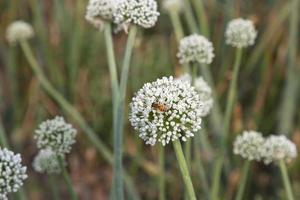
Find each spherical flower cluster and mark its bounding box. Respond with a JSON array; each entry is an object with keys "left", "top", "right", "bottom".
[
  {"left": 34, "top": 116, "right": 77, "bottom": 156},
  {"left": 233, "top": 131, "right": 265, "bottom": 161},
  {"left": 162, "top": 0, "right": 183, "bottom": 13},
  {"left": 0, "top": 148, "right": 27, "bottom": 199},
  {"left": 6, "top": 21, "right": 34, "bottom": 44},
  {"left": 114, "top": 0, "right": 160, "bottom": 30},
  {"left": 225, "top": 18, "right": 257, "bottom": 48},
  {"left": 33, "top": 149, "right": 62, "bottom": 174},
  {"left": 129, "top": 76, "right": 206, "bottom": 146},
  {"left": 261, "top": 135, "right": 297, "bottom": 165},
  {"left": 85, "top": 0, "right": 118, "bottom": 29},
  {"left": 177, "top": 34, "right": 214, "bottom": 64},
  {"left": 176, "top": 74, "right": 213, "bottom": 117}
]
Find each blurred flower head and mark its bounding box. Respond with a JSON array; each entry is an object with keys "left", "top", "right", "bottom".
[
  {"left": 85, "top": 0, "right": 118, "bottom": 30},
  {"left": 6, "top": 21, "right": 34, "bottom": 44},
  {"left": 162, "top": 0, "right": 183, "bottom": 13},
  {"left": 0, "top": 148, "right": 27, "bottom": 198},
  {"left": 114, "top": 0, "right": 160, "bottom": 31},
  {"left": 176, "top": 74, "right": 213, "bottom": 117},
  {"left": 33, "top": 149, "right": 62, "bottom": 174},
  {"left": 233, "top": 130, "right": 265, "bottom": 161},
  {"left": 129, "top": 76, "right": 205, "bottom": 146},
  {"left": 261, "top": 135, "right": 297, "bottom": 165},
  {"left": 34, "top": 116, "right": 77, "bottom": 156},
  {"left": 225, "top": 18, "right": 257, "bottom": 48},
  {"left": 177, "top": 34, "right": 214, "bottom": 64}
]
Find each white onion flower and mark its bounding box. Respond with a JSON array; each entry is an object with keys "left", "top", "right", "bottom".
[
  {"left": 162, "top": 0, "right": 183, "bottom": 13},
  {"left": 233, "top": 130, "right": 265, "bottom": 161},
  {"left": 129, "top": 76, "right": 205, "bottom": 146},
  {"left": 176, "top": 74, "right": 213, "bottom": 117},
  {"left": 33, "top": 149, "right": 62, "bottom": 174},
  {"left": 177, "top": 34, "right": 214, "bottom": 64},
  {"left": 34, "top": 116, "right": 77, "bottom": 156},
  {"left": 85, "top": 0, "right": 118, "bottom": 29},
  {"left": 6, "top": 21, "right": 34, "bottom": 44},
  {"left": 225, "top": 18, "right": 257, "bottom": 48},
  {"left": 0, "top": 148, "right": 27, "bottom": 198},
  {"left": 261, "top": 135, "right": 297, "bottom": 165},
  {"left": 114, "top": 0, "right": 160, "bottom": 31}
]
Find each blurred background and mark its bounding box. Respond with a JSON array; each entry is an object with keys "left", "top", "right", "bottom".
[{"left": 0, "top": 0, "right": 299, "bottom": 199}]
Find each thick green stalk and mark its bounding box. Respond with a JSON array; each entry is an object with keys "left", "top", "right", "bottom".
[
  {"left": 173, "top": 140, "right": 197, "bottom": 200},
  {"left": 58, "top": 157, "right": 77, "bottom": 200},
  {"left": 222, "top": 48, "right": 243, "bottom": 149},
  {"left": 278, "top": 0, "right": 299, "bottom": 135},
  {"left": 169, "top": 10, "right": 184, "bottom": 41},
  {"left": 19, "top": 40, "right": 139, "bottom": 200},
  {"left": 211, "top": 156, "right": 223, "bottom": 200},
  {"left": 279, "top": 160, "right": 295, "bottom": 200},
  {"left": 235, "top": 160, "right": 251, "bottom": 200},
  {"left": 113, "top": 25, "right": 137, "bottom": 200},
  {"left": 159, "top": 145, "right": 166, "bottom": 200},
  {"left": 191, "top": 0, "right": 209, "bottom": 37},
  {"left": 182, "top": 0, "right": 198, "bottom": 33},
  {"left": 104, "top": 23, "right": 122, "bottom": 200}
]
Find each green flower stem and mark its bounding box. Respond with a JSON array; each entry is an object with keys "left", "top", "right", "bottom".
[
  {"left": 104, "top": 23, "right": 122, "bottom": 200},
  {"left": 173, "top": 140, "right": 197, "bottom": 200},
  {"left": 211, "top": 156, "right": 223, "bottom": 200},
  {"left": 113, "top": 25, "right": 138, "bottom": 200},
  {"left": 279, "top": 160, "right": 295, "bottom": 200},
  {"left": 49, "top": 176, "right": 60, "bottom": 200},
  {"left": 169, "top": 10, "right": 184, "bottom": 41},
  {"left": 235, "top": 160, "right": 251, "bottom": 200},
  {"left": 183, "top": 0, "right": 198, "bottom": 33},
  {"left": 19, "top": 40, "right": 140, "bottom": 200},
  {"left": 194, "top": 132, "right": 210, "bottom": 200},
  {"left": 222, "top": 48, "right": 243, "bottom": 149},
  {"left": 58, "top": 157, "right": 77, "bottom": 200},
  {"left": 0, "top": 118, "right": 8, "bottom": 148},
  {"left": 278, "top": 0, "right": 299, "bottom": 135},
  {"left": 159, "top": 145, "right": 166, "bottom": 200},
  {"left": 191, "top": 0, "right": 209, "bottom": 37}
]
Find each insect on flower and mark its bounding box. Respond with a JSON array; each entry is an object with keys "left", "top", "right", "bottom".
[{"left": 152, "top": 102, "right": 170, "bottom": 113}]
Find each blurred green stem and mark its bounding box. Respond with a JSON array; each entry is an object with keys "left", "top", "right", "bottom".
[
  {"left": 278, "top": 0, "right": 299, "bottom": 135},
  {"left": 169, "top": 10, "right": 184, "bottom": 41},
  {"left": 183, "top": 0, "right": 198, "bottom": 33},
  {"left": 159, "top": 145, "right": 166, "bottom": 200},
  {"left": 19, "top": 40, "right": 140, "bottom": 200},
  {"left": 211, "top": 156, "right": 223, "bottom": 200},
  {"left": 0, "top": 118, "right": 8, "bottom": 148},
  {"left": 279, "top": 160, "right": 295, "bottom": 200},
  {"left": 58, "top": 157, "right": 77, "bottom": 200},
  {"left": 191, "top": 0, "right": 209, "bottom": 37},
  {"left": 235, "top": 160, "right": 250, "bottom": 200},
  {"left": 173, "top": 140, "right": 196, "bottom": 200},
  {"left": 49, "top": 176, "right": 60, "bottom": 200},
  {"left": 222, "top": 48, "right": 243, "bottom": 149}
]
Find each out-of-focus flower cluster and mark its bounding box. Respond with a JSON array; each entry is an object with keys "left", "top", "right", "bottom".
[
  {"left": 225, "top": 18, "right": 257, "bottom": 48},
  {"left": 176, "top": 74, "right": 213, "bottom": 117},
  {"left": 233, "top": 132, "right": 297, "bottom": 164},
  {"left": 177, "top": 34, "right": 215, "bottom": 64},
  {"left": 162, "top": 0, "right": 183, "bottom": 13},
  {"left": 6, "top": 21, "right": 34, "bottom": 44},
  {"left": 33, "top": 116, "right": 77, "bottom": 174}
]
